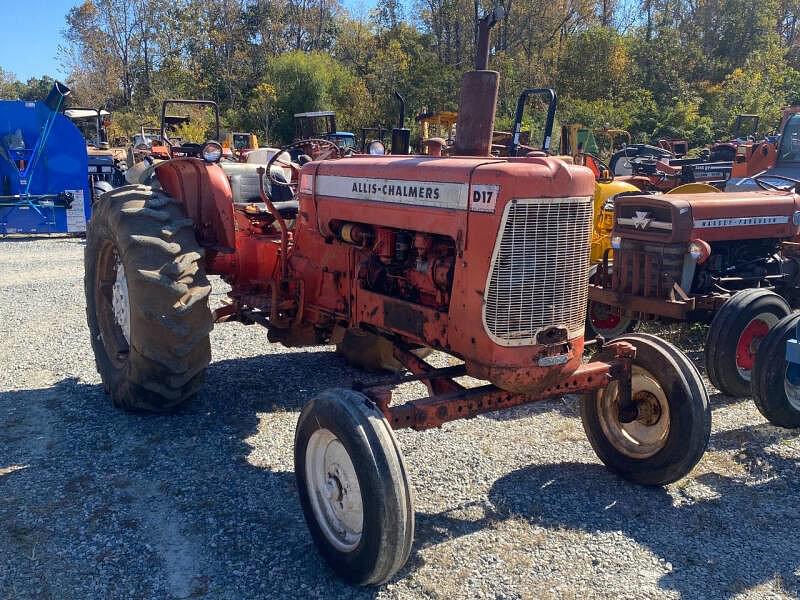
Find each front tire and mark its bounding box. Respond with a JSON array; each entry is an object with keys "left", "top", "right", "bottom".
[
  {"left": 294, "top": 389, "right": 414, "bottom": 585},
  {"left": 85, "top": 185, "right": 213, "bottom": 411},
  {"left": 752, "top": 313, "right": 800, "bottom": 428},
  {"left": 581, "top": 333, "right": 711, "bottom": 486},
  {"left": 706, "top": 289, "right": 790, "bottom": 397}
]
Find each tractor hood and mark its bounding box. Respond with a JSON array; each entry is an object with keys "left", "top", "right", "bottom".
[
  {"left": 613, "top": 190, "right": 800, "bottom": 243},
  {"left": 725, "top": 163, "right": 800, "bottom": 192}
]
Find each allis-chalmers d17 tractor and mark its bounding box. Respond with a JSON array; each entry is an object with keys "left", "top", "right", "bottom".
[
  {"left": 587, "top": 182, "right": 800, "bottom": 416},
  {"left": 84, "top": 17, "right": 710, "bottom": 585}
]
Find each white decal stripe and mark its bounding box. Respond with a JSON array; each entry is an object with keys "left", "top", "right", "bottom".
[
  {"left": 618, "top": 218, "right": 673, "bottom": 230},
  {"left": 314, "top": 175, "right": 469, "bottom": 210},
  {"left": 693, "top": 215, "right": 789, "bottom": 228}
]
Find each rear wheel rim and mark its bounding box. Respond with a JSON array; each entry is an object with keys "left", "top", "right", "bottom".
[
  {"left": 94, "top": 241, "right": 130, "bottom": 368},
  {"left": 305, "top": 428, "right": 363, "bottom": 552},
  {"left": 735, "top": 315, "right": 779, "bottom": 381},
  {"left": 597, "top": 365, "right": 671, "bottom": 459},
  {"left": 589, "top": 302, "right": 631, "bottom": 336}
]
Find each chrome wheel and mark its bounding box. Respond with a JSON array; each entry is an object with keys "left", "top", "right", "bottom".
[
  {"left": 597, "top": 365, "right": 670, "bottom": 459},
  {"left": 305, "top": 428, "right": 364, "bottom": 552}
]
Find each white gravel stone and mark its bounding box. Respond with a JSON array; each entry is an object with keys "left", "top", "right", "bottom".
[{"left": 0, "top": 237, "right": 798, "bottom": 599}]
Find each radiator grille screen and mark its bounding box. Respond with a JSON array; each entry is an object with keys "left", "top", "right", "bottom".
[{"left": 483, "top": 197, "right": 593, "bottom": 345}]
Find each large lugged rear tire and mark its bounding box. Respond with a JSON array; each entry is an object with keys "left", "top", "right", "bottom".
[
  {"left": 581, "top": 333, "right": 711, "bottom": 486},
  {"left": 706, "top": 289, "right": 790, "bottom": 397},
  {"left": 295, "top": 389, "right": 414, "bottom": 585},
  {"left": 85, "top": 185, "right": 213, "bottom": 411},
  {"left": 752, "top": 313, "right": 800, "bottom": 428}
]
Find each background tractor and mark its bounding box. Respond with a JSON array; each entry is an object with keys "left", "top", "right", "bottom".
[
  {"left": 727, "top": 109, "right": 800, "bottom": 191},
  {"left": 223, "top": 131, "right": 259, "bottom": 161},
  {"left": 587, "top": 179, "right": 800, "bottom": 405},
  {"left": 293, "top": 111, "right": 356, "bottom": 155},
  {"left": 84, "top": 12, "right": 710, "bottom": 585},
  {"left": 65, "top": 107, "right": 127, "bottom": 197}
]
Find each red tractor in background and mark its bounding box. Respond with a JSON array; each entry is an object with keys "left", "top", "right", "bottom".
[
  {"left": 726, "top": 106, "right": 800, "bottom": 187},
  {"left": 587, "top": 177, "right": 800, "bottom": 409},
  {"left": 84, "top": 11, "right": 710, "bottom": 585}
]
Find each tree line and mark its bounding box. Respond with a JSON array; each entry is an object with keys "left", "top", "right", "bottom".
[{"left": 3, "top": 0, "right": 800, "bottom": 148}]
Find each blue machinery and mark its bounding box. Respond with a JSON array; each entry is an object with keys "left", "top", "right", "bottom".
[{"left": 0, "top": 82, "right": 92, "bottom": 235}]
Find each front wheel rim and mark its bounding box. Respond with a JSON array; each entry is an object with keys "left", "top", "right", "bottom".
[
  {"left": 736, "top": 315, "right": 779, "bottom": 381},
  {"left": 305, "top": 428, "right": 364, "bottom": 552},
  {"left": 597, "top": 365, "right": 671, "bottom": 459}
]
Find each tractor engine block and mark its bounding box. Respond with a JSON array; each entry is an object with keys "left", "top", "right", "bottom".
[{"left": 331, "top": 221, "right": 455, "bottom": 310}]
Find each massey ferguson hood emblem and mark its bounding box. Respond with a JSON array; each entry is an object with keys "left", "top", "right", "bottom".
[{"left": 631, "top": 210, "right": 652, "bottom": 229}]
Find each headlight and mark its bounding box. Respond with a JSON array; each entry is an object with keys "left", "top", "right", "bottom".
[
  {"left": 688, "top": 239, "right": 711, "bottom": 264},
  {"left": 201, "top": 141, "right": 223, "bottom": 163},
  {"left": 367, "top": 140, "right": 385, "bottom": 155},
  {"left": 611, "top": 235, "right": 622, "bottom": 249}
]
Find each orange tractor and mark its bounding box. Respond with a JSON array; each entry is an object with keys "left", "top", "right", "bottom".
[{"left": 84, "top": 11, "right": 710, "bottom": 585}]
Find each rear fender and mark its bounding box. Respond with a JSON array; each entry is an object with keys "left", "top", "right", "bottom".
[{"left": 155, "top": 158, "right": 235, "bottom": 252}]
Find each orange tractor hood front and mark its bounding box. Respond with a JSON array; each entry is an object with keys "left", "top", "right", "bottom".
[{"left": 296, "top": 154, "right": 597, "bottom": 393}]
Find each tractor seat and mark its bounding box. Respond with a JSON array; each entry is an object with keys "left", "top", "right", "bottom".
[
  {"left": 220, "top": 161, "right": 294, "bottom": 204},
  {"left": 236, "top": 200, "right": 299, "bottom": 220}
]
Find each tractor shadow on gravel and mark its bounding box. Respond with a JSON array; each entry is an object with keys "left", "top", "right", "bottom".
[
  {"left": 412, "top": 422, "right": 800, "bottom": 600},
  {"left": 0, "top": 350, "right": 390, "bottom": 599}
]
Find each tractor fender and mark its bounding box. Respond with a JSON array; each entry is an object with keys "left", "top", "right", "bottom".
[{"left": 155, "top": 158, "right": 236, "bottom": 252}]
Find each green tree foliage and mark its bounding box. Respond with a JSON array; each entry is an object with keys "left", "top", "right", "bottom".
[
  {"left": 0, "top": 0, "right": 791, "bottom": 146},
  {"left": 261, "top": 51, "right": 370, "bottom": 142}
]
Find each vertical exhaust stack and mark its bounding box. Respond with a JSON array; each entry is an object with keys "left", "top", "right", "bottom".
[
  {"left": 452, "top": 5, "right": 504, "bottom": 157},
  {"left": 44, "top": 81, "right": 71, "bottom": 112},
  {"left": 391, "top": 91, "right": 411, "bottom": 155}
]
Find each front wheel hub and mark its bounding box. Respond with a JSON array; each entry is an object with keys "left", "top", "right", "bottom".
[
  {"left": 599, "top": 365, "right": 671, "bottom": 459},
  {"left": 305, "top": 428, "right": 364, "bottom": 552},
  {"left": 633, "top": 390, "right": 662, "bottom": 426}
]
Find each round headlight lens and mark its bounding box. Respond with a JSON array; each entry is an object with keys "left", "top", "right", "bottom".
[
  {"left": 367, "top": 140, "right": 385, "bottom": 155},
  {"left": 688, "top": 239, "right": 711, "bottom": 264},
  {"left": 201, "top": 141, "right": 223, "bottom": 163}
]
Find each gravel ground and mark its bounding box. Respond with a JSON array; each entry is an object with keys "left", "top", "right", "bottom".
[{"left": 1, "top": 236, "right": 799, "bottom": 600}]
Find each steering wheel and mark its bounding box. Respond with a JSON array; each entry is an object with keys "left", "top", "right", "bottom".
[
  {"left": 753, "top": 172, "right": 800, "bottom": 191},
  {"left": 266, "top": 138, "right": 343, "bottom": 191}
]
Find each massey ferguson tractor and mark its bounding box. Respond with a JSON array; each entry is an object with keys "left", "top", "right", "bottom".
[
  {"left": 84, "top": 12, "right": 710, "bottom": 585},
  {"left": 587, "top": 180, "right": 800, "bottom": 408}
]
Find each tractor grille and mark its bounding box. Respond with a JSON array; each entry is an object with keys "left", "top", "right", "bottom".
[
  {"left": 483, "top": 197, "right": 593, "bottom": 345},
  {"left": 612, "top": 239, "right": 685, "bottom": 297}
]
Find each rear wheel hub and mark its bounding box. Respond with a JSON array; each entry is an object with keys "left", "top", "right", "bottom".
[{"left": 736, "top": 316, "right": 778, "bottom": 380}]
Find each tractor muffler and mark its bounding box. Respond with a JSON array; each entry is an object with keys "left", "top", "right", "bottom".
[{"left": 452, "top": 4, "right": 504, "bottom": 157}]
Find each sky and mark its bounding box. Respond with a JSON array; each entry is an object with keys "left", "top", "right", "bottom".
[
  {"left": 0, "top": 0, "right": 81, "bottom": 81},
  {"left": 0, "top": 0, "right": 376, "bottom": 83}
]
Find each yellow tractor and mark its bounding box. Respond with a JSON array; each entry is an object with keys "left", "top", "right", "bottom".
[{"left": 560, "top": 123, "right": 631, "bottom": 160}]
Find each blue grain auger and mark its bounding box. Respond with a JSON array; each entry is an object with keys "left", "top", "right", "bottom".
[{"left": 0, "top": 81, "right": 92, "bottom": 235}]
